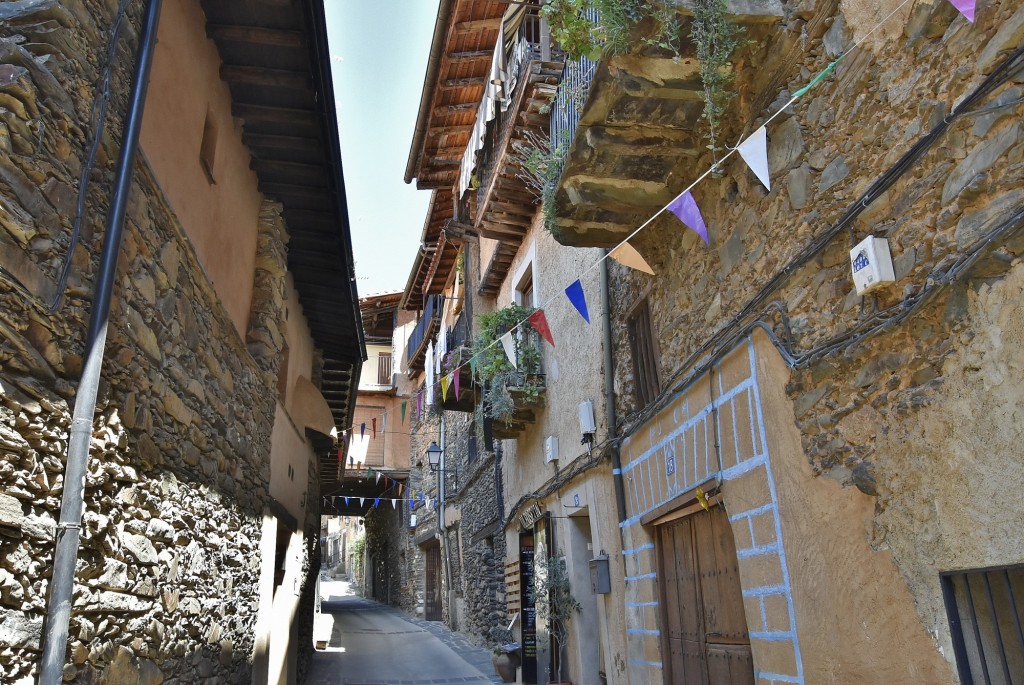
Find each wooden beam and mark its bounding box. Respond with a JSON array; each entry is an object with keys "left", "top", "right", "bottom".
[
  {"left": 441, "top": 76, "right": 486, "bottom": 90},
  {"left": 234, "top": 103, "right": 316, "bottom": 126},
  {"left": 244, "top": 133, "right": 322, "bottom": 153},
  {"left": 207, "top": 24, "right": 303, "bottom": 48},
  {"left": 447, "top": 49, "right": 491, "bottom": 62},
  {"left": 478, "top": 223, "right": 527, "bottom": 241},
  {"left": 221, "top": 65, "right": 310, "bottom": 90},
  {"left": 454, "top": 17, "right": 502, "bottom": 34},
  {"left": 251, "top": 159, "right": 327, "bottom": 182},
  {"left": 433, "top": 102, "right": 478, "bottom": 117}
]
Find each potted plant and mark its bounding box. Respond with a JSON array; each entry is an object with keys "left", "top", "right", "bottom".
[
  {"left": 535, "top": 555, "right": 581, "bottom": 685},
  {"left": 471, "top": 303, "right": 546, "bottom": 424},
  {"left": 488, "top": 625, "right": 521, "bottom": 683}
]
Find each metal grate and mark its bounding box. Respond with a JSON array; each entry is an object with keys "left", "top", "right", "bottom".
[
  {"left": 942, "top": 565, "right": 1024, "bottom": 685},
  {"left": 376, "top": 353, "right": 392, "bottom": 386}
]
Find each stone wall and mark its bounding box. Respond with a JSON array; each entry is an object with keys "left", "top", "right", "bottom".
[
  {"left": 0, "top": 1, "right": 285, "bottom": 682},
  {"left": 605, "top": 0, "right": 1024, "bottom": 678}
]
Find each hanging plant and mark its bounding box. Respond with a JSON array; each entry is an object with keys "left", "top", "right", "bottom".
[
  {"left": 690, "top": 0, "right": 746, "bottom": 161},
  {"left": 471, "top": 303, "right": 545, "bottom": 423}
]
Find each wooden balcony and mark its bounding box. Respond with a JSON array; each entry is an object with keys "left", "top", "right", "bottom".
[
  {"left": 406, "top": 294, "right": 442, "bottom": 372},
  {"left": 471, "top": 17, "right": 565, "bottom": 296}
]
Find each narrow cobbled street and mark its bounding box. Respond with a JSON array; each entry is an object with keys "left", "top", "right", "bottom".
[{"left": 308, "top": 574, "right": 501, "bottom": 685}]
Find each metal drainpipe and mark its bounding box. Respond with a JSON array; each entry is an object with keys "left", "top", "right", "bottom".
[
  {"left": 38, "top": 1, "right": 162, "bottom": 682},
  {"left": 601, "top": 252, "right": 627, "bottom": 523}
]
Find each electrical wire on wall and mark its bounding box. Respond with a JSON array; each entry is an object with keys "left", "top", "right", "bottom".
[
  {"left": 0, "top": 0, "right": 134, "bottom": 313},
  {"left": 616, "top": 42, "right": 1024, "bottom": 440}
]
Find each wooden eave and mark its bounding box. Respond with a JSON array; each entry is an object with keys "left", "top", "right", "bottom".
[
  {"left": 409, "top": 0, "right": 509, "bottom": 190},
  {"left": 476, "top": 58, "right": 563, "bottom": 297},
  {"left": 360, "top": 291, "right": 402, "bottom": 341},
  {"left": 423, "top": 231, "right": 461, "bottom": 296},
  {"left": 200, "top": 0, "right": 365, "bottom": 492}
]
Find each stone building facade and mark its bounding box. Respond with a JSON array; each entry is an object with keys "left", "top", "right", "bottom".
[
  {"left": 0, "top": 1, "right": 362, "bottom": 683},
  {"left": 547, "top": 0, "right": 1024, "bottom": 682}
]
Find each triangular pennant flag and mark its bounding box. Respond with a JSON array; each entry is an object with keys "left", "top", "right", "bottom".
[
  {"left": 454, "top": 370, "right": 461, "bottom": 400},
  {"left": 667, "top": 191, "right": 709, "bottom": 244},
  {"left": 528, "top": 309, "right": 556, "bottom": 346},
  {"left": 372, "top": 417, "right": 377, "bottom": 439},
  {"left": 359, "top": 497, "right": 365, "bottom": 506},
  {"left": 360, "top": 422, "right": 366, "bottom": 438},
  {"left": 365, "top": 468, "right": 371, "bottom": 479},
  {"left": 375, "top": 471, "right": 381, "bottom": 484},
  {"left": 565, "top": 280, "right": 590, "bottom": 323},
  {"left": 737, "top": 126, "right": 770, "bottom": 192},
  {"left": 344, "top": 496, "right": 350, "bottom": 506},
  {"left": 609, "top": 242, "right": 655, "bottom": 275},
  {"left": 373, "top": 498, "right": 380, "bottom": 508},
  {"left": 409, "top": 498, "right": 415, "bottom": 510},
  {"left": 391, "top": 498, "right": 397, "bottom": 509},
  {"left": 500, "top": 332, "right": 517, "bottom": 368},
  {"left": 440, "top": 374, "right": 450, "bottom": 401},
  {"left": 948, "top": 0, "right": 975, "bottom": 21},
  {"left": 469, "top": 355, "right": 477, "bottom": 380},
  {"left": 401, "top": 401, "right": 407, "bottom": 424},
  {"left": 398, "top": 483, "right": 405, "bottom": 496}
]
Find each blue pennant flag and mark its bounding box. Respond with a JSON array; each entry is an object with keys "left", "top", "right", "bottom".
[
  {"left": 565, "top": 279, "right": 590, "bottom": 323},
  {"left": 373, "top": 497, "right": 380, "bottom": 508}
]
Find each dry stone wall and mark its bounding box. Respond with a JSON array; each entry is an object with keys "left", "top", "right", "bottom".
[
  {"left": 607, "top": 0, "right": 1024, "bottom": 664},
  {"left": 1, "top": 2, "right": 284, "bottom": 682}
]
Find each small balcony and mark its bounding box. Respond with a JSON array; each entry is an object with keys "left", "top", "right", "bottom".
[
  {"left": 547, "top": 1, "right": 785, "bottom": 248},
  {"left": 406, "top": 294, "right": 442, "bottom": 372},
  {"left": 358, "top": 351, "right": 395, "bottom": 392},
  {"left": 469, "top": 12, "right": 565, "bottom": 296},
  {"left": 437, "top": 311, "right": 476, "bottom": 413}
]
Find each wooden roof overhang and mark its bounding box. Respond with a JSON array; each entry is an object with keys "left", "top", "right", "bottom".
[
  {"left": 200, "top": 0, "right": 365, "bottom": 492},
  {"left": 476, "top": 56, "right": 563, "bottom": 296},
  {"left": 405, "top": 0, "right": 510, "bottom": 190},
  {"left": 360, "top": 291, "right": 402, "bottom": 343}
]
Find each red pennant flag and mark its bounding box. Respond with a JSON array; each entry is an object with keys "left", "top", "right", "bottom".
[
  {"left": 337, "top": 447, "right": 343, "bottom": 464},
  {"left": 372, "top": 417, "right": 377, "bottom": 439},
  {"left": 528, "top": 309, "right": 555, "bottom": 347}
]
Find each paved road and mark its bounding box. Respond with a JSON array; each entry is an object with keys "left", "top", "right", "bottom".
[{"left": 308, "top": 576, "right": 502, "bottom": 685}]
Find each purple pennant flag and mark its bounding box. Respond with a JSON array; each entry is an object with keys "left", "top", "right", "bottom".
[
  {"left": 565, "top": 280, "right": 590, "bottom": 323},
  {"left": 948, "top": 0, "right": 975, "bottom": 21},
  {"left": 667, "top": 191, "right": 709, "bottom": 244}
]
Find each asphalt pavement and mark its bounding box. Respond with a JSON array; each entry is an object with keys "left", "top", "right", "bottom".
[{"left": 307, "top": 574, "right": 503, "bottom": 685}]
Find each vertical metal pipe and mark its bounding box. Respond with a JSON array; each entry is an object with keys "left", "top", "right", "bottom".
[
  {"left": 600, "top": 253, "right": 626, "bottom": 523},
  {"left": 39, "top": 2, "right": 162, "bottom": 682}
]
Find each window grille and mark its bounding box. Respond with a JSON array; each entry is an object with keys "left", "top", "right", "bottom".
[{"left": 942, "top": 564, "right": 1024, "bottom": 685}]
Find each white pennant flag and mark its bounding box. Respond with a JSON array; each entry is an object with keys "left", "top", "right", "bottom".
[
  {"left": 737, "top": 126, "right": 770, "bottom": 191},
  {"left": 359, "top": 497, "right": 365, "bottom": 507},
  {"left": 500, "top": 332, "right": 517, "bottom": 369},
  {"left": 391, "top": 498, "right": 397, "bottom": 509}
]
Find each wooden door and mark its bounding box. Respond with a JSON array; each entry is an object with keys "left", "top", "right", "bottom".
[
  {"left": 425, "top": 545, "right": 442, "bottom": 621},
  {"left": 658, "top": 506, "right": 753, "bottom": 685}
]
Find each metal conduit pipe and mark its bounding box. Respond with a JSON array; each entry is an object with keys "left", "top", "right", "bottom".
[
  {"left": 600, "top": 253, "right": 626, "bottom": 523},
  {"left": 38, "top": 1, "right": 163, "bottom": 681}
]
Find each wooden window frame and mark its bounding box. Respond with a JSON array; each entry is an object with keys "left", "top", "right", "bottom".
[{"left": 627, "top": 295, "right": 661, "bottom": 409}]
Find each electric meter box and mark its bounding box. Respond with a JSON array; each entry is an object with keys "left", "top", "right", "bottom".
[
  {"left": 850, "top": 235, "right": 895, "bottom": 295},
  {"left": 544, "top": 435, "right": 559, "bottom": 463},
  {"left": 590, "top": 554, "right": 611, "bottom": 594}
]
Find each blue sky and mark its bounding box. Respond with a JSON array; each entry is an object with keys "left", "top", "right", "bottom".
[{"left": 325, "top": 2, "right": 437, "bottom": 297}]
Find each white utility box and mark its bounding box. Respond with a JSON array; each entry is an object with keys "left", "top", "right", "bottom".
[
  {"left": 850, "top": 235, "right": 895, "bottom": 295},
  {"left": 544, "top": 435, "right": 559, "bottom": 463}
]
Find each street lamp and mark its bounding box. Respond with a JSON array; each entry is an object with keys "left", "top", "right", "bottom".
[{"left": 426, "top": 441, "right": 457, "bottom": 488}]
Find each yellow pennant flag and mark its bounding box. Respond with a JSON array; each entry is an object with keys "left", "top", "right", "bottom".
[
  {"left": 609, "top": 241, "right": 655, "bottom": 275},
  {"left": 440, "top": 374, "right": 450, "bottom": 402}
]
